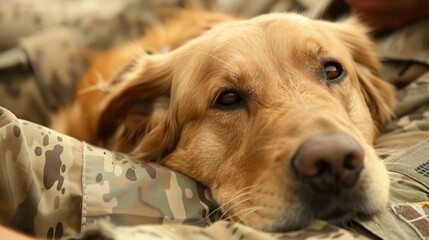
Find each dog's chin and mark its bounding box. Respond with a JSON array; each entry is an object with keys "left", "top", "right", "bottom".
[
  {"left": 250, "top": 209, "right": 370, "bottom": 233},
  {"left": 240, "top": 187, "right": 386, "bottom": 233},
  {"left": 321, "top": 210, "right": 376, "bottom": 230},
  {"left": 319, "top": 209, "right": 363, "bottom": 228},
  {"left": 245, "top": 214, "right": 313, "bottom": 233},
  {"left": 321, "top": 210, "right": 357, "bottom": 223}
]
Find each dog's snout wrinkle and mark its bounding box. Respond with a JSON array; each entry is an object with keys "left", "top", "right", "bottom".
[{"left": 292, "top": 133, "right": 364, "bottom": 193}]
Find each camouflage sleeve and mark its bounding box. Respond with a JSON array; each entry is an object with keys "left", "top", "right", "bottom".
[
  {"left": 70, "top": 220, "right": 367, "bottom": 240},
  {"left": 0, "top": 106, "right": 218, "bottom": 239}
]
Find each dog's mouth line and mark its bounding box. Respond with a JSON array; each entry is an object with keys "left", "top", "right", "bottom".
[
  {"left": 316, "top": 203, "right": 376, "bottom": 223},
  {"left": 319, "top": 209, "right": 356, "bottom": 222}
]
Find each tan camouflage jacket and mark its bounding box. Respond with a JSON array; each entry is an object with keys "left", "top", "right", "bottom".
[{"left": 1, "top": 0, "right": 429, "bottom": 239}]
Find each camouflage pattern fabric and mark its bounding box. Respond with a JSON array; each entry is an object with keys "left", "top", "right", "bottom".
[
  {"left": 70, "top": 220, "right": 367, "bottom": 240},
  {"left": 0, "top": 106, "right": 219, "bottom": 239},
  {"left": 356, "top": 149, "right": 429, "bottom": 240},
  {"left": 1, "top": 0, "right": 429, "bottom": 239},
  {"left": 373, "top": 18, "right": 429, "bottom": 156}
]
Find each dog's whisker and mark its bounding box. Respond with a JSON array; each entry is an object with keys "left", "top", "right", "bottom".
[
  {"left": 219, "top": 187, "right": 253, "bottom": 208},
  {"left": 253, "top": 144, "right": 280, "bottom": 152},
  {"left": 219, "top": 196, "right": 252, "bottom": 220},
  {"left": 232, "top": 186, "right": 253, "bottom": 196},
  {"left": 219, "top": 191, "right": 251, "bottom": 210},
  {"left": 190, "top": 188, "right": 250, "bottom": 222},
  {"left": 183, "top": 187, "right": 252, "bottom": 225},
  {"left": 309, "top": 0, "right": 328, "bottom": 20},
  {"left": 183, "top": 50, "right": 238, "bottom": 76},
  {"left": 220, "top": 201, "right": 250, "bottom": 221},
  {"left": 188, "top": 188, "right": 252, "bottom": 224},
  {"left": 242, "top": 208, "right": 263, "bottom": 224},
  {"left": 187, "top": 206, "right": 223, "bottom": 225},
  {"left": 223, "top": 206, "right": 263, "bottom": 224},
  {"left": 252, "top": 142, "right": 289, "bottom": 159},
  {"left": 375, "top": 144, "right": 414, "bottom": 156},
  {"left": 218, "top": 193, "right": 251, "bottom": 218},
  {"left": 220, "top": 192, "right": 253, "bottom": 215},
  {"left": 235, "top": 206, "right": 263, "bottom": 220},
  {"left": 383, "top": 162, "right": 414, "bottom": 167}
]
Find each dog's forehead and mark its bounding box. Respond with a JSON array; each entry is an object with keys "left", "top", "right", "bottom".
[
  {"left": 274, "top": 14, "right": 311, "bottom": 25},
  {"left": 252, "top": 13, "right": 314, "bottom": 30},
  {"left": 229, "top": 13, "right": 321, "bottom": 48},
  {"left": 209, "top": 13, "right": 315, "bottom": 36},
  {"left": 201, "top": 13, "right": 320, "bottom": 52},
  {"left": 175, "top": 13, "right": 343, "bottom": 90}
]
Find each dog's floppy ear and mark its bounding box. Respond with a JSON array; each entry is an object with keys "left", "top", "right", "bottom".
[
  {"left": 333, "top": 19, "right": 395, "bottom": 130},
  {"left": 97, "top": 54, "right": 178, "bottom": 161}
]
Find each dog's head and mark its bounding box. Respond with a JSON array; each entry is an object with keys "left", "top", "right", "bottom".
[{"left": 97, "top": 13, "right": 394, "bottom": 231}]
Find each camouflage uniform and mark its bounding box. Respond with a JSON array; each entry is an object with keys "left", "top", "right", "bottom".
[{"left": 1, "top": 0, "right": 429, "bottom": 239}]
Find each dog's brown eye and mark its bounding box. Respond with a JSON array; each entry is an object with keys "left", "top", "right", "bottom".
[
  {"left": 323, "top": 62, "right": 344, "bottom": 82},
  {"left": 219, "top": 92, "right": 240, "bottom": 106},
  {"left": 215, "top": 91, "right": 245, "bottom": 109}
]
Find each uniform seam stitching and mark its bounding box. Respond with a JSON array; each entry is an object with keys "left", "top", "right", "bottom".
[{"left": 81, "top": 142, "right": 88, "bottom": 231}]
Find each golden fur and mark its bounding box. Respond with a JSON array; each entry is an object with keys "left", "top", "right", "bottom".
[{"left": 53, "top": 11, "right": 395, "bottom": 231}]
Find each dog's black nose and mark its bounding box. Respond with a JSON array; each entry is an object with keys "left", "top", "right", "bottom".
[{"left": 292, "top": 133, "right": 364, "bottom": 193}]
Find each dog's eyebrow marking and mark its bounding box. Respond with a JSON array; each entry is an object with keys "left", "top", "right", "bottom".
[
  {"left": 293, "top": 39, "right": 328, "bottom": 63},
  {"left": 186, "top": 50, "right": 232, "bottom": 70},
  {"left": 307, "top": 40, "right": 328, "bottom": 56}
]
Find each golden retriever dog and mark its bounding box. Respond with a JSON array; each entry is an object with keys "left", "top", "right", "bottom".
[{"left": 54, "top": 10, "right": 395, "bottom": 231}]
